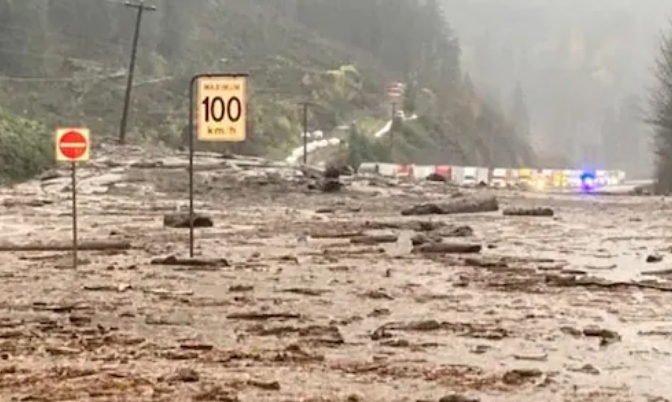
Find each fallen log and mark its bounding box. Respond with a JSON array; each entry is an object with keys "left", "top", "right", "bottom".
[
  {"left": 163, "top": 213, "right": 214, "bottom": 228},
  {"left": 401, "top": 196, "right": 498, "bottom": 216},
  {"left": 545, "top": 274, "right": 672, "bottom": 292},
  {"left": 350, "top": 234, "right": 398, "bottom": 245},
  {"left": 412, "top": 243, "right": 482, "bottom": 254},
  {"left": 364, "top": 220, "right": 446, "bottom": 232},
  {"left": 503, "top": 207, "right": 554, "bottom": 217},
  {"left": 309, "top": 230, "right": 364, "bottom": 239},
  {"left": 0, "top": 240, "right": 132, "bottom": 252},
  {"left": 150, "top": 255, "right": 230, "bottom": 267}
]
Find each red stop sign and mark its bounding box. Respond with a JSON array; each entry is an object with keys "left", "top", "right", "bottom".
[{"left": 58, "top": 130, "right": 88, "bottom": 160}]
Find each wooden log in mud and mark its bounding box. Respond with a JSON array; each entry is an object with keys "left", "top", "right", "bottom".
[
  {"left": 503, "top": 207, "right": 554, "bottom": 217},
  {"left": 412, "top": 242, "right": 482, "bottom": 254},
  {"left": 0, "top": 240, "right": 132, "bottom": 252},
  {"left": 350, "top": 234, "right": 398, "bottom": 245},
  {"left": 150, "top": 255, "right": 230, "bottom": 267},
  {"left": 401, "top": 196, "right": 498, "bottom": 216},
  {"left": 309, "top": 230, "right": 364, "bottom": 239}
]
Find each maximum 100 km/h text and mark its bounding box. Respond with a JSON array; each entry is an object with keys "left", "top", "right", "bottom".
[{"left": 201, "top": 96, "right": 242, "bottom": 123}]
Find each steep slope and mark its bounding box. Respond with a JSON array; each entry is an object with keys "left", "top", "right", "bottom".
[{"left": 0, "top": 0, "right": 536, "bottom": 178}]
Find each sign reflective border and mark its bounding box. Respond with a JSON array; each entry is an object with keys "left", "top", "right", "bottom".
[
  {"left": 55, "top": 128, "right": 90, "bottom": 162},
  {"left": 195, "top": 75, "right": 247, "bottom": 142}
]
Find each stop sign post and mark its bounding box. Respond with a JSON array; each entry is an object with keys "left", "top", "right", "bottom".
[{"left": 55, "top": 128, "right": 91, "bottom": 269}]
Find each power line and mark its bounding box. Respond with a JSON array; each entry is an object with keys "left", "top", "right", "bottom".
[
  {"left": 0, "top": 22, "right": 129, "bottom": 51},
  {"left": 0, "top": 46, "right": 108, "bottom": 65}
]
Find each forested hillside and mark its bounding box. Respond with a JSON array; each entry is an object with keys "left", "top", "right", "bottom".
[
  {"left": 0, "top": 0, "right": 536, "bottom": 181},
  {"left": 442, "top": 0, "right": 671, "bottom": 177}
]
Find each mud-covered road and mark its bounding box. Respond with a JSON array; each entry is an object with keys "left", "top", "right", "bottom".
[{"left": 1, "top": 145, "right": 671, "bottom": 402}]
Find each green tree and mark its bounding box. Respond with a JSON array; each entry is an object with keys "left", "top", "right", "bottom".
[
  {"left": 346, "top": 123, "right": 364, "bottom": 169},
  {"left": 650, "top": 24, "right": 672, "bottom": 193},
  {"left": 403, "top": 81, "right": 417, "bottom": 114}
]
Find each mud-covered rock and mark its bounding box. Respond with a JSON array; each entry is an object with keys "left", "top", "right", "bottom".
[
  {"left": 163, "top": 213, "right": 213, "bottom": 228},
  {"left": 425, "top": 172, "right": 447, "bottom": 182}
]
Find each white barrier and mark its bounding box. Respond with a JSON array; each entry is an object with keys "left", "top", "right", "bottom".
[{"left": 351, "top": 163, "right": 628, "bottom": 189}]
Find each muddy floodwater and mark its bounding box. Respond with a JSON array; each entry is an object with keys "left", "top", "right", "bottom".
[{"left": 0, "top": 146, "right": 671, "bottom": 402}]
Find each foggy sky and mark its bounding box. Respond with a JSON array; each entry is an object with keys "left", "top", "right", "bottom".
[{"left": 442, "top": 0, "right": 671, "bottom": 177}]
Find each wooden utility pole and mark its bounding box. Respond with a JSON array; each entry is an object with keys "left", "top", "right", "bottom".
[
  {"left": 119, "top": 0, "right": 156, "bottom": 144},
  {"left": 299, "top": 101, "right": 311, "bottom": 164},
  {"left": 389, "top": 101, "right": 397, "bottom": 160}
]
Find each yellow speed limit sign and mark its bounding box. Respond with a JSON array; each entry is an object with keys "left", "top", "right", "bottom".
[{"left": 196, "top": 74, "right": 247, "bottom": 142}]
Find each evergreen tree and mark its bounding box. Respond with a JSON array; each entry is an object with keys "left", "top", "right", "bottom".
[
  {"left": 403, "top": 81, "right": 417, "bottom": 115},
  {"left": 346, "top": 123, "right": 364, "bottom": 169},
  {"left": 650, "top": 24, "right": 672, "bottom": 193},
  {"left": 510, "top": 81, "right": 530, "bottom": 138}
]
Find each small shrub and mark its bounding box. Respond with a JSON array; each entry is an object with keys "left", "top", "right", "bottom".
[{"left": 0, "top": 109, "right": 52, "bottom": 183}]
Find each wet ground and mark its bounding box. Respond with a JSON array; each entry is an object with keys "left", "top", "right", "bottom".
[{"left": 1, "top": 145, "right": 671, "bottom": 402}]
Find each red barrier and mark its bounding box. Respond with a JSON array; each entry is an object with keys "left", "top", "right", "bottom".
[
  {"left": 395, "top": 164, "right": 414, "bottom": 177},
  {"left": 434, "top": 165, "right": 452, "bottom": 178}
]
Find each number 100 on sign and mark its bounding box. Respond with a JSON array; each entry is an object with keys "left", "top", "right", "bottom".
[{"left": 196, "top": 75, "right": 247, "bottom": 142}]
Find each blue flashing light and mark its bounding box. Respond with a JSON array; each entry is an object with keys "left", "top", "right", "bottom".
[{"left": 580, "top": 171, "right": 596, "bottom": 192}]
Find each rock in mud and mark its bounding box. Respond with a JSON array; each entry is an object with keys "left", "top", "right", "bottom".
[
  {"left": 432, "top": 225, "right": 474, "bottom": 237},
  {"left": 319, "top": 179, "right": 344, "bottom": 193},
  {"left": 411, "top": 233, "right": 442, "bottom": 246},
  {"left": 503, "top": 207, "right": 554, "bottom": 217},
  {"left": 412, "top": 243, "right": 482, "bottom": 254},
  {"left": 401, "top": 196, "right": 498, "bottom": 216},
  {"left": 172, "top": 367, "right": 200, "bottom": 382},
  {"left": 425, "top": 172, "right": 447, "bottom": 182},
  {"left": 646, "top": 254, "right": 663, "bottom": 263},
  {"left": 439, "top": 394, "right": 480, "bottom": 402},
  {"left": 502, "top": 369, "right": 543, "bottom": 385},
  {"left": 163, "top": 213, "right": 214, "bottom": 228}
]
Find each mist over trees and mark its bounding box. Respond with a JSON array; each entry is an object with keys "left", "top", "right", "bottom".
[
  {"left": 0, "top": 0, "right": 537, "bottom": 173},
  {"left": 441, "top": 0, "right": 670, "bottom": 177},
  {"left": 651, "top": 25, "right": 672, "bottom": 193}
]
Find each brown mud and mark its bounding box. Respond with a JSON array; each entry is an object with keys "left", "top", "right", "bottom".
[{"left": 0, "top": 145, "right": 671, "bottom": 402}]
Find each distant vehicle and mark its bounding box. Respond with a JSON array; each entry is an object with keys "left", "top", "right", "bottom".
[
  {"left": 463, "top": 167, "right": 477, "bottom": 186},
  {"left": 394, "top": 110, "right": 405, "bottom": 119},
  {"left": 491, "top": 168, "right": 508, "bottom": 188},
  {"left": 580, "top": 170, "right": 596, "bottom": 192},
  {"left": 518, "top": 168, "right": 532, "bottom": 187}
]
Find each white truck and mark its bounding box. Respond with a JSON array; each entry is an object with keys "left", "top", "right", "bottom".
[
  {"left": 463, "top": 166, "right": 477, "bottom": 186},
  {"left": 491, "top": 168, "right": 508, "bottom": 188}
]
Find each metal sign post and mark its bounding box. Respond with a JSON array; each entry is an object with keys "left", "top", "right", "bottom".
[
  {"left": 55, "top": 128, "right": 91, "bottom": 268},
  {"left": 385, "top": 82, "right": 404, "bottom": 161},
  {"left": 187, "top": 73, "right": 248, "bottom": 257},
  {"left": 71, "top": 161, "right": 78, "bottom": 268}
]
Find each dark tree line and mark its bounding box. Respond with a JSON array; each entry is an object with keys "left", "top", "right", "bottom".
[
  {"left": 0, "top": 0, "right": 535, "bottom": 166},
  {"left": 651, "top": 24, "right": 672, "bottom": 192}
]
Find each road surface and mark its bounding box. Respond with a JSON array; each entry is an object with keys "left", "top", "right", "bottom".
[
  {"left": 0, "top": 146, "right": 669, "bottom": 402},
  {"left": 285, "top": 114, "right": 418, "bottom": 165}
]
